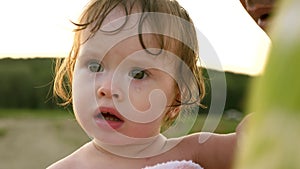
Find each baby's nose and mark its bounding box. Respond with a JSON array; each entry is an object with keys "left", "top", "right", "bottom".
[
  {"left": 96, "top": 75, "right": 123, "bottom": 100},
  {"left": 97, "top": 86, "right": 121, "bottom": 99}
]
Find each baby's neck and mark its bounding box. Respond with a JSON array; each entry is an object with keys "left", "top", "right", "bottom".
[{"left": 93, "top": 134, "right": 180, "bottom": 158}]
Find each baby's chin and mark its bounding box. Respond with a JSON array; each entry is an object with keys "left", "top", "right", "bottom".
[{"left": 92, "top": 131, "right": 154, "bottom": 145}]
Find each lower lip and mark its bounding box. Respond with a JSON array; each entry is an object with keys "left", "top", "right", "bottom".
[{"left": 94, "top": 118, "right": 124, "bottom": 130}]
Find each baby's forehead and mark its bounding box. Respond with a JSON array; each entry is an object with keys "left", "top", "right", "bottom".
[
  {"left": 101, "top": 5, "right": 128, "bottom": 29},
  {"left": 80, "top": 9, "right": 142, "bottom": 44},
  {"left": 79, "top": 4, "right": 194, "bottom": 60},
  {"left": 101, "top": 3, "right": 142, "bottom": 31}
]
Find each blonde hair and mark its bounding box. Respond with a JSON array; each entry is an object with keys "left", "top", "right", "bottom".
[{"left": 54, "top": 0, "right": 205, "bottom": 127}]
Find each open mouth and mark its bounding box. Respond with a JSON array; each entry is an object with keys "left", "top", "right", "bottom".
[
  {"left": 95, "top": 110, "right": 124, "bottom": 130},
  {"left": 96, "top": 112, "right": 123, "bottom": 122}
]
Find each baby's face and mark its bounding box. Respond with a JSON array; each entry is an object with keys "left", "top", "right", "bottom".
[{"left": 72, "top": 24, "right": 179, "bottom": 143}]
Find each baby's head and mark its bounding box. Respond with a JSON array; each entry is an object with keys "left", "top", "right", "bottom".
[{"left": 54, "top": 0, "right": 205, "bottom": 134}]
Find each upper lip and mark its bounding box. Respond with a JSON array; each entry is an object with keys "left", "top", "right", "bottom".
[{"left": 96, "top": 106, "right": 124, "bottom": 121}]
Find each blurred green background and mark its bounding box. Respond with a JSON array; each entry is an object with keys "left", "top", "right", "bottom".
[{"left": 0, "top": 58, "right": 251, "bottom": 169}]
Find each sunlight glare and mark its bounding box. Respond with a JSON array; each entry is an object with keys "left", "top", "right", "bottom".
[
  {"left": 177, "top": 0, "right": 271, "bottom": 75},
  {"left": 0, "top": 0, "right": 271, "bottom": 75},
  {"left": 0, "top": 0, "right": 89, "bottom": 58}
]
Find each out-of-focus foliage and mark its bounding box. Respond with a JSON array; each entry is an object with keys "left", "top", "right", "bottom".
[
  {"left": 201, "top": 69, "right": 252, "bottom": 114},
  {"left": 0, "top": 58, "right": 57, "bottom": 109},
  {"left": 234, "top": 0, "right": 300, "bottom": 168},
  {"left": 0, "top": 58, "right": 251, "bottom": 113}
]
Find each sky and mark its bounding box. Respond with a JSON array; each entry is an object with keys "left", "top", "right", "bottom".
[{"left": 0, "top": 0, "right": 271, "bottom": 76}]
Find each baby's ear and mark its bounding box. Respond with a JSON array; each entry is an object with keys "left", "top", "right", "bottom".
[
  {"left": 175, "top": 88, "right": 181, "bottom": 103},
  {"left": 165, "top": 105, "right": 180, "bottom": 119},
  {"left": 169, "top": 106, "right": 181, "bottom": 119},
  {"left": 162, "top": 105, "right": 181, "bottom": 127},
  {"left": 171, "top": 89, "right": 181, "bottom": 114}
]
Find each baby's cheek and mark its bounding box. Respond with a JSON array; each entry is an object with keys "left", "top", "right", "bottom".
[
  {"left": 73, "top": 72, "right": 97, "bottom": 112},
  {"left": 128, "top": 86, "right": 151, "bottom": 112},
  {"left": 73, "top": 72, "right": 95, "bottom": 96}
]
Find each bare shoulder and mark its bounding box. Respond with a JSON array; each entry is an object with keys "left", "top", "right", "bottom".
[
  {"left": 46, "top": 157, "right": 75, "bottom": 169},
  {"left": 181, "top": 132, "right": 236, "bottom": 146},
  {"left": 176, "top": 132, "right": 237, "bottom": 169},
  {"left": 177, "top": 132, "right": 233, "bottom": 155},
  {"left": 46, "top": 142, "right": 93, "bottom": 169}
]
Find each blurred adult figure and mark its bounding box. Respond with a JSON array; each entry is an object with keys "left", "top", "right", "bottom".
[{"left": 240, "top": 0, "right": 276, "bottom": 33}]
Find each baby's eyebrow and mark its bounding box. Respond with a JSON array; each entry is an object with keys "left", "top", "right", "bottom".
[
  {"left": 78, "top": 49, "right": 105, "bottom": 61},
  {"left": 126, "top": 55, "right": 157, "bottom": 67}
]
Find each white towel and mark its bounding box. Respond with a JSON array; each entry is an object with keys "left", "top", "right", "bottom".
[{"left": 142, "top": 160, "right": 203, "bottom": 169}]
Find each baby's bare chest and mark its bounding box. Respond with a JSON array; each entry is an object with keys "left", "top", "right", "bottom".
[
  {"left": 86, "top": 152, "right": 188, "bottom": 169},
  {"left": 78, "top": 141, "right": 193, "bottom": 169}
]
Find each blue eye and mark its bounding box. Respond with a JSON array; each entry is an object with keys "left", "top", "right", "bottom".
[
  {"left": 88, "top": 62, "right": 103, "bottom": 72},
  {"left": 129, "top": 69, "right": 148, "bottom": 79}
]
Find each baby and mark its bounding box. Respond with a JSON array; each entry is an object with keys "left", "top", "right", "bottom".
[{"left": 48, "top": 0, "right": 237, "bottom": 168}]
